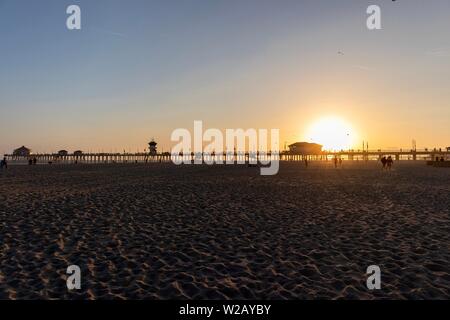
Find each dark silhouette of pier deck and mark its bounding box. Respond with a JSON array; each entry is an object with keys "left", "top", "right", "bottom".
[{"left": 3, "top": 149, "right": 449, "bottom": 164}]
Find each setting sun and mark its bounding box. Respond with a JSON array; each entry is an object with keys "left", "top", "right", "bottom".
[{"left": 305, "top": 117, "right": 356, "bottom": 151}]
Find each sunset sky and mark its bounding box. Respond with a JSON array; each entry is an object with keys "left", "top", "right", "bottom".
[{"left": 1, "top": 0, "right": 449, "bottom": 154}]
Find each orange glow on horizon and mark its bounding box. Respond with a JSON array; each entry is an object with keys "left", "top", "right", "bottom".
[{"left": 304, "top": 117, "right": 357, "bottom": 151}]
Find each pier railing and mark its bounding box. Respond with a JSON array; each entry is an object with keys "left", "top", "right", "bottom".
[{"left": 3, "top": 149, "right": 449, "bottom": 164}]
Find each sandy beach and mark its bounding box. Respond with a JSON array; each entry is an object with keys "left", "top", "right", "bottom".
[{"left": 0, "top": 161, "right": 449, "bottom": 299}]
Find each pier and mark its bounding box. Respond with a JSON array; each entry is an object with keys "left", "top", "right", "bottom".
[{"left": 3, "top": 149, "right": 450, "bottom": 164}]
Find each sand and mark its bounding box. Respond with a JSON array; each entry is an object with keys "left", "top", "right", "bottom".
[{"left": 0, "top": 161, "right": 449, "bottom": 299}]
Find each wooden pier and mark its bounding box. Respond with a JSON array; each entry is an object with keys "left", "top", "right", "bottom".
[{"left": 3, "top": 149, "right": 450, "bottom": 164}]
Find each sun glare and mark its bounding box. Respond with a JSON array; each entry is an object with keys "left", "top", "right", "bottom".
[{"left": 305, "top": 117, "right": 356, "bottom": 151}]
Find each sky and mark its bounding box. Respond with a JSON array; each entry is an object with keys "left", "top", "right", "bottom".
[{"left": 0, "top": 0, "right": 449, "bottom": 153}]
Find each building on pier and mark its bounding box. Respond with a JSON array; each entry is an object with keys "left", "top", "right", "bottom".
[
  {"left": 13, "top": 146, "right": 31, "bottom": 157},
  {"left": 58, "top": 150, "right": 69, "bottom": 156},
  {"left": 149, "top": 140, "right": 157, "bottom": 156},
  {"left": 288, "top": 142, "right": 323, "bottom": 155}
]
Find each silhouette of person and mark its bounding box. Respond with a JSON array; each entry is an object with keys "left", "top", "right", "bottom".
[
  {"left": 0, "top": 157, "right": 6, "bottom": 169},
  {"left": 28, "top": 159, "right": 33, "bottom": 165},
  {"left": 387, "top": 156, "right": 393, "bottom": 170},
  {"left": 333, "top": 156, "right": 338, "bottom": 168},
  {"left": 339, "top": 158, "right": 343, "bottom": 166},
  {"left": 305, "top": 158, "right": 308, "bottom": 167},
  {"left": 33, "top": 157, "right": 37, "bottom": 165},
  {"left": 381, "top": 156, "right": 387, "bottom": 169}
]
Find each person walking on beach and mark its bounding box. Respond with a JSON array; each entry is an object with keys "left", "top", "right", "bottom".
[
  {"left": 304, "top": 158, "right": 308, "bottom": 168},
  {"left": 333, "top": 156, "right": 338, "bottom": 168},
  {"left": 387, "top": 156, "right": 393, "bottom": 170},
  {"left": 381, "top": 156, "right": 387, "bottom": 169},
  {"left": 0, "top": 157, "right": 7, "bottom": 169}
]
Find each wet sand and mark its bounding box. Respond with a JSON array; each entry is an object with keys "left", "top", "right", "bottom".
[{"left": 0, "top": 162, "right": 449, "bottom": 299}]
